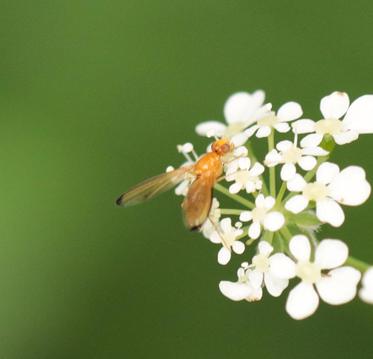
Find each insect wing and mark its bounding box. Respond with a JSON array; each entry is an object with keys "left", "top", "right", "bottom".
[
  {"left": 182, "top": 174, "right": 214, "bottom": 230},
  {"left": 116, "top": 166, "right": 191, "bottom": 207}
]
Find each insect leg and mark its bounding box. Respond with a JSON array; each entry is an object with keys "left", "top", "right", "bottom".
[{"left": 207, "top": 215, "right": 229, "bottom": 249}]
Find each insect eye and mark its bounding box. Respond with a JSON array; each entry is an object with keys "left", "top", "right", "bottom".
[{"left": 221, "top": 144, "right": 230, "bottom": 153}]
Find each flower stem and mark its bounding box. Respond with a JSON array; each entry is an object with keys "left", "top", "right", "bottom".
[
  {"left": 220, "top": 209, "right": 244, "bottom": 215},
  {"left": 275, "top": 181, "right": 287, "bottom": 207},
  {"left": 346, "top": 256, "right": 371, "bottom": 272},
  {"left": 214, "top": 183, "right": 255, "bottom": 209},
  {"left": 279, "top": 226, "right": 292, "bottom": 242},
  {"left": 268, "top": 130, "right": 276, "bottom": 197}
]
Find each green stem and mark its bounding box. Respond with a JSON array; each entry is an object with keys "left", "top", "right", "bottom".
[
  {"left": 346, "top": 256, "right": 371, "bottom": 272},
  {"left": 275, "top": 181, "right": 287, "bottom": 207},
  {"left": 237, "top": 226, "right": 249, "bottom": 240},
  {"left": 279, "top": 226, "right": 293, "bottom": 242},
  {"left": 220, "top": 209, "right": 244, "bottom": 215},
  {"left": 214, "top": 183, "right": 255, "bottom": 209},
  {"left": 268, "top": 130, "right": 276, "bottom": 197}
]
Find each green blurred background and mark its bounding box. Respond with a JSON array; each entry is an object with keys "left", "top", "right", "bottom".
[{"left": 0, "top": 0, "right": 372, "bottom": 358}]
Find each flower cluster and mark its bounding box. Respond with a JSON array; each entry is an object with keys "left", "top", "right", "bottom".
[{"left": 176, "top": 90, "right": 373, "bottom": 320}]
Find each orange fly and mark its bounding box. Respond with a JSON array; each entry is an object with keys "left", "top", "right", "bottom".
[{"left": 116, "top": 138, "right": 233, "bottom": 230}]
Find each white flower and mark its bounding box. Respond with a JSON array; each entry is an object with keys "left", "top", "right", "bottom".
[
  {"left": 219, "top": 262, "right": 263, "bottom": 302},
  {"left": 271, "top": 235, "right": 361, "bottom": 320},
  {"left": 264, "top": 139, "right": 328, "bottom": 181},
  {"left": 293, "top": 91, "right": 373, "bottom": 147},
  {"left": 239, "top": 194, "right": 285, "bottom": 239},
  {"left": 244, "top": 101, "right": 303, "bottom": 138},
  {"left": 225, "top": 155, "right": 265, "bottom": 194},
  {"left": 285, "top": 162, "right": 371, "bottom": 227},
  {"left": 247, "top": 241, "right": 291, "bottom": 297},
  {"left": 195, "top": 90, "right": 267, "bottom": 143},
  {"left": 201, "top": 198, "right": 221, "bottom": 239},
  {"left": 209, "top": 218, "right": 245, "bottom": 265},
  {"left": 359, "top": 267, "right": 373, "bottom": 304}
]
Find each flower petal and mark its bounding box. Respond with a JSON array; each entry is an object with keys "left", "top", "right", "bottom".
[
  {"left": 292, "top": 119, "right": 316, "bottom": 134},
  {"left": 333, "top": 130, "right": 359, "bottom": 145},
  {"left": 264, "top": 149, "right": 281, "bottom": 167},
  {"left": 359, "top": 287, "right": 373, "bottom": 304},
  {"left": 249, "top": 162, "right": 265, "bottom": 176},
  {"left": 234, "top": 146, "right": 248, "bottom": 157},
  {"left": 248, "top": 221, "right": 261, "bottom": 239},
  {"left": 289, "top": 235, "right": 311, "bottom": 261},
  {"left": 264, "top": 196, "right": 276, "bottom": 210},
  {"left": 328, "top": 166, "right": 371, "bottom": 206},
  {"left": 258, "top": 240, "right": 273, "bottom": 256},
  {"left": 343, "top": 95, "right": 373, "bottom": 134},
  {"left": 247, "top": 269, "right": 263, "bottom": 289},
  {"left": 231, "top": 132, "right": 250, "bottom": 147},
  {"left": 238, "top": 157, "right": 251, "bottom": 170},
  {"left": 316, "top": 199, "right": 345, "bottom": 227},
  {"left": 245, "top": 287, "right": 263, "bottom": 302},
  {"left": 224, "top": 91, "right": 264, "bottom": 125},
  {"left": 263, "top": 212, "right": 285, "bottom": 231},
  {"left": 274, "top": 122, "right": 290, "bottom": 133},
  {"left": 286, "top": 282, "right": 319, "bottom": 320},
  {"left": 232, "top": 240, "right": 245, "bottom": 254},
  {"left": 300, "top": 133, "right": 323, "bottom": 148},
  {"left": 220, "top": 218, "right": 232, "bottom": 233},
  {"left": 287, "top": 174, "right": 307, "bottom": 192},
  {"left": 281, "top": 163, "right": 296, "bottom": 181},
  {"left": 209, "top": 231, "right": 222, "bottom": 244},
  {"left": 195, "top": 121, "right": 227, "bottom": 137},
  {"left": 276, "top": 140, "right": 293, "bottom": 152},
  {"left": 359, "top": 268, "right": 373, "bottom": 304},
  {"left": 256, "top": 125, "right": 272, "bottom": 138},
  {"left": 219, "top": 281, "right": 253, "bottom": 301},
  {"left": 316, "top": 267, "right": 361, "bottom": 305},
  {"left": 255, "top": 194, "right": 265, "bottom": 207},
  {"left": 301, "top": 146, "right": 329, "bottom": 156},
  {"left": 239, "top": 211, "right": 252, "bottom": 222},
  {"left": 229, "top": 182, "right": 243, "bottom": 194},
  {"left": 320, "top": 91, "right": 350, "bottom": 119},
  {"left": 298, "top": 156, "right": 317, "bottom": 171},
  {"left": 269, "top": 253, "right": 296, "bottom": 279},
  {"left": 277, "top": 102, "right": 303, "bottom": 122},
  {"left": 362, "top": 267, "right": 373, "bottom": 288},
  {"left": 245, "top": 181, "right": 256, "bottom": 193},
  {"left": 244, "top": 125, "right": 258, "bottom": 138},
  {"left": 316, "top": 162, "right": 340, "bottom": 185},
  {"left": 315, "top": 239, "right": 348, "bottom": 269},
  {"left": 264, "top": 272, "right": 289, "bottom": 297},
  {"left": 218, "top": 247, "right": 231, "bottom": 265},
  {"left": 285, "top": 195, "right": 309, "bottom": 213}
]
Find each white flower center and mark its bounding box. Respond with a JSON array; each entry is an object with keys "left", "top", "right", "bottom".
[
  {"left": 296, "top": 261, "right": 321, "bottom": 284},
  {"left": 235, "top": 170, "right": 251, "bottom": 185},
  {"left": 303, "top": 182, "right": 328, "bottom": 201},
  {"left": 223, "top": 231, "right": 237, "bottom": 247},
  {"left": 282, "top": 146, "right": 302, "bottom": 164},
  {"left": 251, "top": 206, "right": 268, "bottom": 222},
  {"left": 315, "top": 118, "right": 342, "bottom": 135},
  {"left": 257, "top": 112, "right": 277, "bottom": 127},
  {"left": 252, "top": 254, "right": 269, "bottom": 272}
]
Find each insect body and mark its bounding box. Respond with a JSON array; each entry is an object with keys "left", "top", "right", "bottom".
[{"left": 116, "top": 138, "right": 233, "bottom": 230}]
